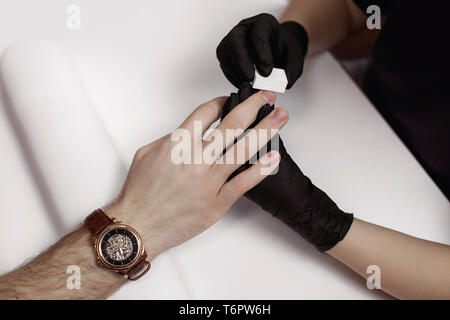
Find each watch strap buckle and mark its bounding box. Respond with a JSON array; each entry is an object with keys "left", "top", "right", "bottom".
[{"left": 125, "top": 259, "right": 151, "bottom": 281}]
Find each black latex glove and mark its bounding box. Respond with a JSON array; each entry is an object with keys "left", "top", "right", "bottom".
[
  {"left": 222, "top": 83, "right": 353, "bottom": 252},
  {"left": 216, "top": 13, "right": 309, "bottom": 89}
]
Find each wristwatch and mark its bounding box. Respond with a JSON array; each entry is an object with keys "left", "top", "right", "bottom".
[{"left": 84, "top": 209, "right": 151, "bottom": 280}]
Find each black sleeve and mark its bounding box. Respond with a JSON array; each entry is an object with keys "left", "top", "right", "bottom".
[{"left": 352, "top": 0, "right": 392, "bottom": 15}]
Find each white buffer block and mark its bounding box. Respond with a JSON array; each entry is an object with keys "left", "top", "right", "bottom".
[{"left": 252, "top": 67, "right": 288, "bottom": 93}]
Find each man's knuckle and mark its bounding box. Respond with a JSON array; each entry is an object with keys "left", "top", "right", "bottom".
[
  {"left": 196, "top": 103, "right": 217, "bottom": 119},
  {"left": 135, "top": 146, "right": 148, "bottom": 159},
  {"left": 225, "top": 116, "right": 245, "bottom": 130},
  {"left": 232, "top": 178, "right": 249, "bottom": 193}
]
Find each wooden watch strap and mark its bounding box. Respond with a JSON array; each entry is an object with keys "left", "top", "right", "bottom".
[{"left": 84, "top": 209, "right": 114, "bottom": 236}]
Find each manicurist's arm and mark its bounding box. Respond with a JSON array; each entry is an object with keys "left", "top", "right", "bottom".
[
  {"left": 279, "top": 0, "right": 366, "bottom": 55},
  {"left": 328, "top": 218, "right": 450, "bottom": 300}
]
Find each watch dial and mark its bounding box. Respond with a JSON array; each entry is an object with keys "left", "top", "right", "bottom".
[{"left": 100, "top": 228, "right": 139, "bottom": 266}]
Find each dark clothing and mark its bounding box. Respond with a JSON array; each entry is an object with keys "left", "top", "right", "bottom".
[{"left": 354, "top": 0, "right": 450, "bottom": 199}]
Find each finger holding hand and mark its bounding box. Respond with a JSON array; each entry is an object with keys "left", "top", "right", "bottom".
[
  {"left": 250, "top": 18, "right": 276, "bottom": 76},
  {"left": 217, "top": 25, "right": 255, "bottom": 86}
]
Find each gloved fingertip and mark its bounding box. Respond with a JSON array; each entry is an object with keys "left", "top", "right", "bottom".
[
  {"left": 286, "top": 77, "right": 297, "bottom": 89},
  {"left": 257, "top": 63, "right": 273, "bottom": 77},
  {"left": 243, "top": 67, "right": 255, "bottom": 83}
]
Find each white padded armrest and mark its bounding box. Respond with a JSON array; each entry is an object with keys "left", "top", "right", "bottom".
[{"left": 0, "top": 39, "right": 126, "bottom": 232}]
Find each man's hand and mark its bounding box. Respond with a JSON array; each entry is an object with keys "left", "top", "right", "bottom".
[
  {"left": 106, "top": 90, "right": 287, "bottom": 261},
  {"left": 0, "top": 90, "right": 288, "bottom": 299},
  {"left": 216, "top": 13, "right": 308, "bottom": 89}
]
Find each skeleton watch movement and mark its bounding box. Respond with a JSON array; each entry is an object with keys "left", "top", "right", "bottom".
[{"left": 84, "top": 209, "right": 151, "bottom": 280}]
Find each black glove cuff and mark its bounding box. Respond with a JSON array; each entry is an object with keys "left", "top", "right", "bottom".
[
  {"left": 276, "top": 177, "right": 354, "bottom": 252},
  {"left": 281, "top": 21, "right": 309, "bottom": 55}
]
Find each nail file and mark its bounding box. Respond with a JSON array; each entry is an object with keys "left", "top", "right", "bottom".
[{"left": 252, "top": 67, "right": 288, "bottom": 93}]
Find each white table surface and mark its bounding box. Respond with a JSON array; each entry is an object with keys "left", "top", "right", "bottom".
[{"left": 0, "top": 0, "right": 448, "bottom": 299}]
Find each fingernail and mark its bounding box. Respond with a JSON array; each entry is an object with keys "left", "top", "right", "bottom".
[
  {"left": 262, "top": 91, "right": 276, "bottom": 105},
  {"left": 271, "top": 108, "right": 288, "bottom": 124},
  {"left": 261, "top": 151, "right": 280, "bottom": 166},
  {"left": 268, "top": 151, "right": 280, "bottom": 165}
]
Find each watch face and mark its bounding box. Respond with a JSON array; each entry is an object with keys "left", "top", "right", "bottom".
[{"left": 99, "top": 228, "right": 139, "bottom": 267}]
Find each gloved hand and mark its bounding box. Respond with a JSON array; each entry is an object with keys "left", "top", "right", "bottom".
[
  {"left": 222, "top": 83, "right": 353, "bottom": 252},
  {"left": 216, "top": 13, "right": 309, "bottom": 89}
]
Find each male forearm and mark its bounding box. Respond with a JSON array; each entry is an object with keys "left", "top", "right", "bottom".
[
  {"left": 279, "top": 0, "right": 366, "bottom": 55},
  {"left": 0, "top": 225, "right": 125, "bottom": 299},
  {"left": 328, "top": 219, "right": 450, "bottom": 299}
]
